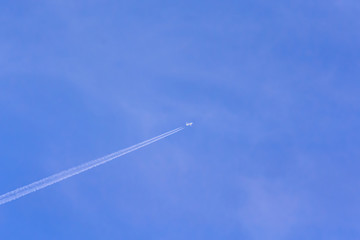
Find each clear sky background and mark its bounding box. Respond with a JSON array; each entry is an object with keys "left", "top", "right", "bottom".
[{"left": 0, "top": 0, "right": 359, "bottom": 239}]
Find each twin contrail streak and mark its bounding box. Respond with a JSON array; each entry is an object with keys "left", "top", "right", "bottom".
[{"left": 0, "top": 126, "right": 185, "bottom": 206}]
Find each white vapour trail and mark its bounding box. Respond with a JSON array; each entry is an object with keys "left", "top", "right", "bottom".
[{"left": 0, "top": 127, "right": 184, "bottom": 206}]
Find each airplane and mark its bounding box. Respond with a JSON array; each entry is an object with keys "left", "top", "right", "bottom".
[{"left": 186, "top": 122, "right": 193, "bottom": 126}]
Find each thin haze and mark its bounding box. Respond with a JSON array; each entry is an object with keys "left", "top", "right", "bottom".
[{"left": 0, "top": 126, "right": 185, "bottom": 206}]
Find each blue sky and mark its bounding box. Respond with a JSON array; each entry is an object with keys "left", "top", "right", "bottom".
[{"left": 0, "top": 0, "right": 360, "bottom": 239}]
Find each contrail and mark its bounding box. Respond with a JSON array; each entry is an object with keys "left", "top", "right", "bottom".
[{"left": 0, "top": 126, "right": 185, "bottom": 206}]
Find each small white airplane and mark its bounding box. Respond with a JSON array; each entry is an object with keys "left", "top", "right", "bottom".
[{"left": 186, "top": 122, "right": 193, "bottom": 126}]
